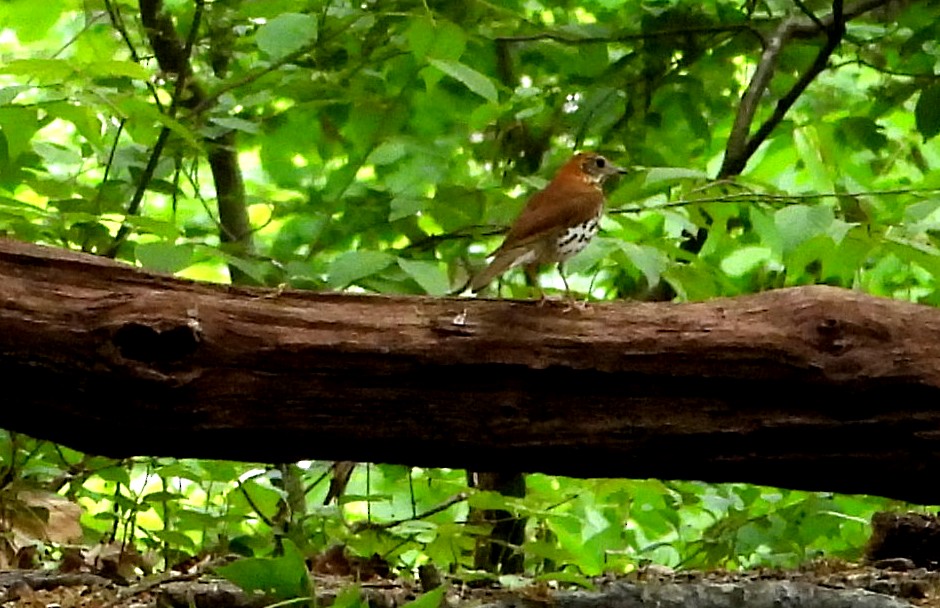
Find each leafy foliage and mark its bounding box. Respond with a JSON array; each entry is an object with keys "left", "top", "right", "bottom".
[{"left": 0, "top": 0, "right": 938, "bottom": 589}]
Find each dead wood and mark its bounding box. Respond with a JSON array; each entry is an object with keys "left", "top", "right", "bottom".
[{"left": 3, "top": 239, "right": 940, "bottom": 502}]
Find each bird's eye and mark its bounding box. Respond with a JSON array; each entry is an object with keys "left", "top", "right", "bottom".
[{"left": 595, "top": 157, "right": 606, "bottom": 168}]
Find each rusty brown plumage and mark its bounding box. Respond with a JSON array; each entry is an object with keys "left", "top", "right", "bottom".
[{"left": 470, "top": 152, "right": 626, "bottom": 294}]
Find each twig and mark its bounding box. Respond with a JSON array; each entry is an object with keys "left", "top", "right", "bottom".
[
  {"left": 791, "top": 0, "right": 827, "bottom": 30},
  {"left": 354, "top": 492, "right": 468, "bottom": 532},
  {"left": 496, "top": 23, "right": 763, "bottom": 46},
  {"left": 839, "top": 57, "right": 940, "bottom": 80},
  {"left": 719, "top": 0, "right": 892, "bottom": 178},
  {"left": 235, "top": 476, "right": 276, "bottom": 528},
  {"left": 103, "top": 0, "right": 165, "bottom": 111},
  {"left": 51, "top": 11, "right": 108, "bottom": 59},
  {"left": 98, "top": 119, "right": 125, "bottom": 189},
  {"left": 609, "top": 187, "right": 940, "bottom": 213},
  {"left": 105, "top": 0, "right": 206, "bottom": 258}
]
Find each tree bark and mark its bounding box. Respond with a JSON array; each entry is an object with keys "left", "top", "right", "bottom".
[{"left": 3, "top": 239, "right": 940, "bottom": 502}]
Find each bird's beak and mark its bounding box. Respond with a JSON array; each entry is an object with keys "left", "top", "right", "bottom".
[{"left": 610, "top": 162, "right": 628, "bottom": 176}]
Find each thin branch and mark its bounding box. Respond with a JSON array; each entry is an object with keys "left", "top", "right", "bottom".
[
  {"left": 495, "top": 23, "right": 763, "bottom": 46},
  {"left": 839, "top": 57, "right": 940, "bottom": 80},
  {"left": 722, "top": 22, "right": 789, "bottom": 173},
  {"left": 98, "top": 118, "right": 125, "bottom": 189},
  {"left": 106, "top": 0, "right": 208, "bottom": 259},
  {"left": 236, "top": 478, "right": 276, "bottom": 528},
  {"left": 104, "top": 127, "right": 172, "bottom": 258},
  {"left": 791, "top": 0, "right": 827, "bottom": 30},
  {"left": 353, "top": 492, "right": 469, "bottom": 532},
  {"left": 609, "top": 187, "right": 940, "bottom": 214},
  {"left": 718, "top": 0, "right": 886, "bottom": 178},
  {"left": 104, "top": 0, "right": 203, "bottom": 257},
  {"left": 51, "top": 11, "right": 108, "bottom": 59},
  {"left": 724, "top": 1, "right": 846, "bottom": 177},
  {"left": 103, "top": 0, "right": 165, "bottom": 111},
  {"left": 104, "top": 0, "right": 143, "bottom": 64}
]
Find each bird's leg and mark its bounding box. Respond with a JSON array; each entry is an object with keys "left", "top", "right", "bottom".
[
  {"left": 558, "top": 265, "right": 572, "bottom": 298},
  {"left": 524, "top": 264, "right": 545, "bottom": 302},
  {"left": 559, "top": 264, "right": 590, "bottom": 312}
]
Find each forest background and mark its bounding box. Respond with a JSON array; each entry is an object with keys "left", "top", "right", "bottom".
[{"left": 0, "top": 0, "right": 938, "bottom": 590}]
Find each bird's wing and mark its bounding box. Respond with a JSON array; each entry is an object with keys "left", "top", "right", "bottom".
[
  {"left": 469, "top": 186, "right": 604, "bottom": 291},
  {"left": 496, "top": 186, "right": 603, "bottom": 254}
]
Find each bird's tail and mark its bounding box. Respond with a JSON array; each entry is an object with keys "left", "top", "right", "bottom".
[{"left": 469, "top": 247, "right": 532, "bottom": 292}]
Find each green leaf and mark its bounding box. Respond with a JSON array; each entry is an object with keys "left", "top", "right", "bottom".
[
  {"left": 0, "top": 58, "right": 75, "bottom": 83},
  {"left": 136, "top": 242, "right": 195, "bottom": 274},
  {"left": 328, "top": 251, "right": 395, "bottom": 288},
  {"left": 837, "top": 117, "right": 887, "bottom": 152},
  {"left": 406, "top": 18, "right": 465, "bottom": 61},
  {"left": 643, "top": 167, "right": 708, "bottom": 187},
  {"left": 468, "top": 491, "right": 510, "bottom": 510},
  {"left": 0, "top": 0, "right": 65, "bottom": 42},
  {"left": 114, "top": 98, "right": 203, "bottom": 150},
  {"left": 0, "top": 106, "right": 40, "bottom": 160},
  {"left": 428, "top": 59, "right": 498, "bottom": 103},
  {"left": 255, "top": 13, "right": 318, "bottom": 60},
  {"left": 721, "top": 246, "right": 774, "bottom": 277},
  {"left": 210, "top": 116, "right": 261, "bottom": 134},
  {"left": 82, "top": 60, "right": 152, "bottom": 81},
  {"left": 94, "top": 466, "right": 131, "bottom": 487},
  {"left": 618, "top": 242, "right": 668, "bottom": 286},
  {"left": 141, "top": 490, "right": 185, "bottom": 503},
  {"left": 774, "top": 204, "right": 834, "bottom": 253},
  {"left": 398, "top": 258, "right": 450, "bottom": 295},
  {"left": 400, "top": 587, "right": 445, "bottom": 608},
  {"left": 406, "top": 18, "right": 436, "bottom": 59},
  {"left": 216, "top": 539, "right": 310, "bottom": 601},
  {"left": 389, "top": 196, "right": 427, "bottom": 221},
  {"left": 915, "top": 85, "right": 940, "bottom": 141},
  {"left": 369, "top": 140, "right": 407, "bottom": 165},
  {"left": 150, "top": 529, "right": 197, "bottom": 551}
]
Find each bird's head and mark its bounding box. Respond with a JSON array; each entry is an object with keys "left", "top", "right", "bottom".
[{"left": 564, "top": 152, "right": 628, "bottom": 186}]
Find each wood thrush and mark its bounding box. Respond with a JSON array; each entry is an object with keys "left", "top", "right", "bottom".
[{"left": 470, "top": 152, "right": 626, "bottom": 296}]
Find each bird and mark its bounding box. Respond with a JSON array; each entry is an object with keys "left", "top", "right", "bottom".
[{"left": 470, "top": 151, "right": 626, "bottom": 297}]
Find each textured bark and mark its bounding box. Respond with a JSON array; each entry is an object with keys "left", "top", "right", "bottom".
[{"left": 3, "top": 239, "right": 940, "bottom": 502}]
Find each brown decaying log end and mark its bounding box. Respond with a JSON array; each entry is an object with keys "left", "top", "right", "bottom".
[{"left": 1, "top": 239, "right": 939, "bottom": 503}]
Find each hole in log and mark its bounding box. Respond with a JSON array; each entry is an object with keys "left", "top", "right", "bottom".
[
  {"left": 816, "top": 318, "right": 846, "bottom": 354},
  {"left": 112, "top": 323, "right": 200, "bottom": 363}
]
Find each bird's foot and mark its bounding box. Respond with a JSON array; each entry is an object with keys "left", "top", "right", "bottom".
[
  {"left": 534, "top": 290, "right": 591, "bottom": 311},
  {"left": 561, "top": 293, "right": 592, "bottom": 313}
]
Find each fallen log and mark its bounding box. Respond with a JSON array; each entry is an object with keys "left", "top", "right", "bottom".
[{"left": 2, "top": 238, "right": 940, "bottom": 502}]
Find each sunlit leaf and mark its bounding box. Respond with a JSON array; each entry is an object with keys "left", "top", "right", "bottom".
[
  {"left": 643, "top": 167, "right": 709, "bottom": 187},
  {"left": 397, "top": 258, "right": 450, "bottom": 295},
  {"left": 428, "top": 59, "right": 498, "bottom": 103},
  {"left": 216, "top": 539, "right": 310, "bottom": 601},
  {"left": 399, "top": 587, "right": 445, "bottom": 608},
  {"left": 81, "top": 60, "right": 152, "bottom": 81},
  {"left": 210, "top": 116, "right": 261, "bottom": 134},
  {"left": 0, "top": 59, "right": 75, "bottom": 82},
  {"left": 721, "top": 246, "right": 774, "bottom": 277},
  {"left": 136, "top": 242, "right": 195, "bottom": 274},
  {"left": 328, "top": 251, "right": 395, "bottom": 288},
  {"left": 774, "top": 205, "right": 834, "bottom": 253},
  {"left": 255, "top": 13, "right": 318, "bottom": 59}
]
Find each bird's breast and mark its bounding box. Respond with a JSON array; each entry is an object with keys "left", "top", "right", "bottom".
[{"left": 553, "top": 212, "right": 601, "bottom": 261}]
